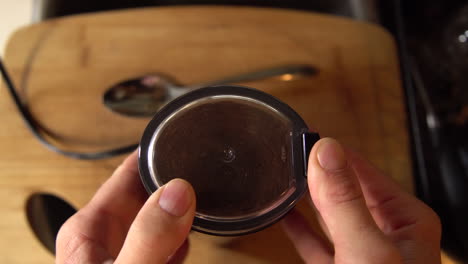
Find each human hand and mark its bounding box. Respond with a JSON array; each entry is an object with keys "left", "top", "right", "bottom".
[
  {"left": 56, "top": 151, "right": 196, "bottom": 264},
  {"left": 282, "top": 138, "right": 441, "bottom": 264}
]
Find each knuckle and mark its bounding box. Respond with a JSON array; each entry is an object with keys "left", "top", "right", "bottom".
[
  {"left": 58, "top": 232, "right": 92, "bottom": 263},
  {"left": 56, "top": 215, "right": 112, "bottom": 264},
  {"left": 374, "top": 244, "right": 402, "bottom": 263},
  {"left": 421, "top": 207, "right": 442, "bottom": 239},
  {"left": 56, "top": 213, "right": 93, "bottom": 261},
  {"left": 56, "top": 217, "right": 78, "bottom": 248},
  {"left": 400, "top": 199, "right": 442, "bottom": 242}
]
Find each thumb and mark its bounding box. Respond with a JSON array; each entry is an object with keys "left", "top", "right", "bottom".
[
  {"left": 115, "top": 179, "right": 196, "bottom": 264},
  {"left": 308, "top": 138, "right": 400, "bottom": 262}
]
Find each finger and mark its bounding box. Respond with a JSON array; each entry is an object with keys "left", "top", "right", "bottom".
[
  {"left": 56, "top": 151, "right": 147, "bottom": 261},
  {"left": 308, "top": 138, "right": 400, "bottom": 262},
  {"left": 168, "top": 239, "right": 189, "bottom": 264},
  {"left": 303, "top": 192, "right": 332, "bottom": 241},
  {"left": 347, "top": 149, "right": 439, "bottom": 234},
  {"left": 347, "top": 149, "right": 415, "bottom": 231},
  {"left": 116, "top": 179, "right": 196, "bottom": 264},
  {"left": 346, "top": 149, "right": 441, "bottom": 261},
  {"left": 281, "top": 209, "right": 333, "bottom": 263},
  {"left": 88, "top": 150, "right": 147, "bottom": 228}
]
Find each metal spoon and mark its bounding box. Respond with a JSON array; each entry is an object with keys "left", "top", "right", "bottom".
[
  {"left": 103, "top": 64, "right": 318, "bottom": 117},
  {"left": 26, "top": 193, "right": 77, "bottom": 254}
]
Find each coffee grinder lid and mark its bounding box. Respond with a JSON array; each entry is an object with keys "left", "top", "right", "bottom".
[{"left": 139, "top": 85, "right": 319, "bottom": 236}]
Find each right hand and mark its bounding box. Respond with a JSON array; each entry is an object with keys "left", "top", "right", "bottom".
[{"left": 282, "top": 138, "right": 441, "bottom": 264}]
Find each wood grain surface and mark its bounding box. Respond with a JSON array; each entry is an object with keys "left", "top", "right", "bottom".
[{"left": 0, "top": 6, "right": 452, "bottom": 264}]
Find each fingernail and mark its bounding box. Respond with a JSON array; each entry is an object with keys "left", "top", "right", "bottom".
[
  {"left": 159, "top": 179, "right": 192, "bottom": 217},
  {"left": 317, "top": 138, "right": 347, "bottom": 171}
]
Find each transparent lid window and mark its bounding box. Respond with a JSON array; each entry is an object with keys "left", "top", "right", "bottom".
[{"left": 151, "top": 96, "right": 296, "bottom": 219}]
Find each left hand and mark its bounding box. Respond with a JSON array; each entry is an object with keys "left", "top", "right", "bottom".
[{"left": 55, "top": 151, "right": 196, "bottom": 264}]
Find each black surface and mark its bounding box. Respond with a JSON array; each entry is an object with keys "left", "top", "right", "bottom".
[
  {"left": 302, "top": 132, "right": 320, "bottom": 176},
  {"left": 403, "top": 0, "right": 468, "bottom": 119},
  {"left": 397, "top": 0, "right": 468, "bottom": 261},
  {"left": 38, "top": 0, "right": 357, "bottom": 20}
]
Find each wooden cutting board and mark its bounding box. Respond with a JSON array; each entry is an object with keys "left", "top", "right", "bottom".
[{"left": 0, "top": 6, "right": 425, "bottom": 264}]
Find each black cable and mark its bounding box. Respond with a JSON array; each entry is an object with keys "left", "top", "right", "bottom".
[{"left": 0, "top": 57, "right": 138, "bottom": 160}]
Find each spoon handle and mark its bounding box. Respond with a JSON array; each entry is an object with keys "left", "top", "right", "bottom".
[{"left": 185, "top": 64, "right": 318, "bottom": 89}]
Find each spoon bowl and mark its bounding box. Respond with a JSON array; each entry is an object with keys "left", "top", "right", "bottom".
[
  {"left": 26, "top": 193, "right": 77, "bottom": 254},
  {"left": 103, "top": 73, "right": 182, "bottom": 117}
]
